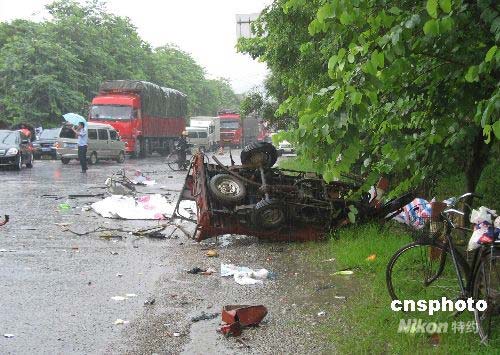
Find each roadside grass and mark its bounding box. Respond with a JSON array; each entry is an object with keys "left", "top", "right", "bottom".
[{"left": 314, "top": 224, "right": 490, "bottom": 354}]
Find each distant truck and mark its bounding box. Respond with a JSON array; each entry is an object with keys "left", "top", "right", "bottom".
[
  {"left": 218, "top": 110, "right": 242, "bottom": 148},
  {"left": 89, "top": 80, "right": 187, "bottom": 157},
  {"left": 187, "top": 116, "right": 220, "bottom": 151}
]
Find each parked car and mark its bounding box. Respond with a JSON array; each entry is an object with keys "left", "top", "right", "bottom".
[
  {"left": 55, "top": 122, "right": 126, "bottom": 164},
  {"left": 0, "top": 130, "right": 34, "bottom": 170},
  {"left": 277, "top": 140, "right": 295, "bottom": 155},
  {"left": 32, "top": 127, "right": 61, "bottom": 160}
]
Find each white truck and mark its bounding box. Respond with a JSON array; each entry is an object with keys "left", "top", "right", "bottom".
[{"left": 187, "top": 116, "right": 220, "bottom": 151}]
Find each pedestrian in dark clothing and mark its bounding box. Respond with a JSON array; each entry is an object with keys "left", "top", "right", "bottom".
[
  {"left": 71, "top": 122, "right": 88, "bottom": 173},
  {"left": 177, "top": 131, "right": 189, "bottom": 170}
]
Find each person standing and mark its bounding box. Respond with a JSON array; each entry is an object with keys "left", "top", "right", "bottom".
[{"left": 71, "top": 122, "right": 88, "bottom": 173}]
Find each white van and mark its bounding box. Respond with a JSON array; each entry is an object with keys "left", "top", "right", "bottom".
[
  {"left": 188, "top": 116, "right": 220, "bottom": 151},
  {"left": 55, "top": 122, "right": 126, "bottom": 165}
]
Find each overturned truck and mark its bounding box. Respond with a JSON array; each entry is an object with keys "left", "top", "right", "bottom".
[{"left": 174, "top": 142, "right": 414, "bottom": 242}]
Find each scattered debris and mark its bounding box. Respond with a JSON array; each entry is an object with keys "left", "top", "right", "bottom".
[
  {"left": 110, "top": 251, "right": 119, "bottom": 255},
  {"left": 317, "top": 311, "right": 326, "bottom": 317},
  {"left": 3, "top": 334, "right": 15, "bottom": 338},
  {"left": 58, "top": 203, "right": 71, "bottom": 210},
  {"left": 116, "top": 273, "right": 123, "bottom": 278},
  {"left": 54, "top": 222, "right": 72, "bottom": 227},
  {"left": 366, "top": 254, "right": 376, "bottom": 261},
  {"left": 220, "top": 305, "right": 268, "bottom": 337},
  {"left": 332, "top": 270, "right": 353, "bottom": 276},
  {"left": 187, "top": 267, "right": 205, "bottom": 274},
  {"left": 269, "top": 246, "right": 284, "bottom": 253},
  {"left": 125, "top": 293, "right": 137, "bottom": 297},
  {"left": 144, "top": 298, "right": 156, "bottom": 306},
  {"left": 68, "top": 193, "right": 104, "bottom": 199},
  {"left": 92, "top": 194, "right": 172, "bottom": 220},
  {"left": 191, "top": 311, "right": 218, "bottom": 322},
  {"left": 172, "top": 332, "right": 181, "bottom": 337},
  {"left": 316, "top": 285, "right": 335, "bottom": 292},
  {"left": 322, "top": 258, "right": 336, "bottom": 262},
  {"left": 236, "top": 338, "right": 251, "bottom": 348},
  {"left": 221, "top": 264, "right": 272, "bottom": 285},
  {"left": 111, "top": 296, "right": 127, "bottom": 301},
  {"left": 206, "top": 249, "right": 218, "bottom": 257},
  {"left": 114, "top": 319, "right": 129, "bottom": 325}
]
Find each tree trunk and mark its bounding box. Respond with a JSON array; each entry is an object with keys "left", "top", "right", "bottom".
[{"left": 464, "top": 130, "right": 491, "bottom": 222}]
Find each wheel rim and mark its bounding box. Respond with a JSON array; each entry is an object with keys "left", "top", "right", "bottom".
[
  {"left": 216, "top": 179, "right": 241, "bottom": 196},
  {"left": 474, "top": 253, "right": 500, "bottom": 345},
  {"left": 261, "top": 208, "right": 284, "bottom": 226}
]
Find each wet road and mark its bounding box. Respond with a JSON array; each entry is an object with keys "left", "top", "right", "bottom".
[{"left": 0, "top": 153, "right": 342, "bottom": 354}]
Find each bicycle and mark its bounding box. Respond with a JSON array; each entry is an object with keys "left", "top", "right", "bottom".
[
  {"left": 166, "top": 142, "right": 192, "bottom": 171},
  {"left": 385, "top": 192, "right": 499, "bottom": 344}
]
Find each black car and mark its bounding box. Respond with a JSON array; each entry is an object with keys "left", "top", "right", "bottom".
[
  {"left": 0, "top": 130, "right": 34, "bottom": 170},
  {"left": 32, "top": 127, "right": 61, "bottom": 160}
]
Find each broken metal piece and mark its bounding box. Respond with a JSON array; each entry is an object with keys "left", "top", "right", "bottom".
[{"left": 220, "top": 305, "right": 268, "bottom": 336}]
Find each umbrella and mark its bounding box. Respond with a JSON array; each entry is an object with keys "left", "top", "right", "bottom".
[{"left": 63, "top": 113, "right": 87, "bottom": 127}]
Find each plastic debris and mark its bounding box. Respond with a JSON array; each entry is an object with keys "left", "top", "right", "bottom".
[
  {"left": 173, "top": 332, "right": 181, "bottom": 337},
  {"left": 125, "top": 293, "right": 137, "bottom": 297},
  {"left": 206, "top": 249, "right": 218, "bottom": 257},
  {"left": 58, "top": 203, "right": 71, "bottom": 210},
  {"left": 317, "top": 311, "right": 326, "bottom": 317},
  {"left": 191, "top": 311, "right": 219, "bottom": 322},
  {"left": 366, "top": 254, "right": 376, "bottom": 261},
  {"left": 332, "top": 270, "right": 353, "bottom": 276},
  {"left": 114, "top": 319, "right": 129, "bottom": 325},
  {"left": 116, "top": 273, "right": 123, "bottom": 278},
  {"left": 144, "top": 298, "right": 156, "bottom": 306},
  {"left": 111, "top": 296, "right": 127, "bottom": 301},
  {"left": 4, "top": 334, "right": 14, "bottom": 338},
  {"left": 221, "top": 263, "right": 271, "bottom": 285}
]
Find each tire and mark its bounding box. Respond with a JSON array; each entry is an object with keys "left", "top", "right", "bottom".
[
  {"left": 88, "top": 152, "right": 97, "bottom": 165},
  {"left": 253, "top": 199, "right": 286, "bottom": 230},
  {"left": 240, "top": 142, "right": 278, "bottom": 168},
  {"left": 208, "top": 174, "right": 246, "bottom": 204},
  {"left": 26, "top": 153, "right": 33, "bottom": 168},
  {"left": 473, "top": 248, "right": 500, "bottom": 345},
  {"left": 61, "top": 158, "right": 70, "bottom": 165},
  {"left": 133, "top": 138, "right": 144, "bottom": 159},
  {"left": 166, "top": 151, "right": 182, "bottom": 171},
  {"left": 116, "top": 151, "right": 125, "bottom": 164},
  {"left": 386, "top": 240, "right": 469, "bottom": 302},
  {"left": 14, "top": 154, "right": 22, "bottom": 171}
]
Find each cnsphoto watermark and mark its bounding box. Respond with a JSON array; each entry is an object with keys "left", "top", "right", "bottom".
[{"left": 390, "top": 297, "right": 487, "bottom": 316}]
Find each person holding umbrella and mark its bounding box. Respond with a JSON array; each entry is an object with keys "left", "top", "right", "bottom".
[
  {"left": 69, "top": 122, "right": 88, "bottom": 173},
  {"left": 63, "top": 113, "right": 88, "bottom": 173}
]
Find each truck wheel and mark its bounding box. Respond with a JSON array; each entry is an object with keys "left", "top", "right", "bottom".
[
  {"left": 88, "top": 152, "right": 97, "bottom": 165},
  {"left": 240, "top": 142, "right": 278, "bottom": 168},
  {"left": 209, "top": 174, "right": 246, "bottom": 204},
  {"left": 116, "top": 151, "right": 125, "bottom": 163},
  {"left": 253, "top": 199, "right": 286, "bottom": 229},
  {"left": 61, "top": 158, "right": 70, "bottom": 165}
]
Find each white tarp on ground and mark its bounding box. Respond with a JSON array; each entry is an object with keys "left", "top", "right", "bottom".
[
  {"left": 91, "top": 194, "right": 196, "bottom": 220},
  {"left": 220, "top": 263, "right": 270, "bottom": 285}
]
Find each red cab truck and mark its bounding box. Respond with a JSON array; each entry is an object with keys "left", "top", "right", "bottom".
[
  {"left": 218, "top": 110, "right": 242, "bottom": 148},
  {"left": 89, "top": 80, "right": 187, "bottom": 157}
]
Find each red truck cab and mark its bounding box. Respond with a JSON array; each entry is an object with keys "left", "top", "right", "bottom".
[
  {"left": 90, "top": 92, "right": 141, "bottom": 153},
  {"left": 218, "top": 110, "right": 242, "bottom": 148}
]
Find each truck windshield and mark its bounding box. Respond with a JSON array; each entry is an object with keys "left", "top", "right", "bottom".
[
  {"left": 90, "top": 105, "right": 133, "bottom": 120},
  {"left": 39, "top": 128, "right": 61, "bottom": 139},
  {"left": 220, "top": 121, "right": 239, "bottom": 129}
]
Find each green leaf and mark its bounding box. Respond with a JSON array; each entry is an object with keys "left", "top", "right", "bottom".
[
  {"left": 348, "top": 53, "right": 355, "bottom": 63},
  {"left": 350, "top": 91, "right": 362, "bottom": 105},
  {"left": 340, "top": 11, "right": 352, "bottom": 25},
  {"left": 485, "top": 45, "right": 497, "bottom": 63},
  {"left": 426, "top": 0, "right": 439, "bottom": 19},
  {"left": 423, "top": 19, "right": 440, "bottom": 35},
  {"left": 492, "top": 120, "right": 500, "bottom": 140},
  {"left": 338, "top": 48, "right": 347, "bottom": 61},
  {"left": 321, "top": 124, "right": 330, "bottom": 136},
  {"left": 440, "top": 17, "right": 454, "bottom": 32},
  {"left": 328, "top": 55, "right": 338, "bottom": 70},
  {"left": 317, "top": 3, "right": 335, "bottom": 22},
  {"left": 465, "top": 65, "right": 479, "bottom": 82},
  {"left": 439, "top": 0, "right": 452, "bottom": 13}
]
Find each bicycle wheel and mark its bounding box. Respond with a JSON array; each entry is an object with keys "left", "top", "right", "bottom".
[
  {"left": 386, "top": 240, "right": 469, "bottom": 301},
  {"left": 473, "top": 247, "right": 500, "bottom": 345},
  {"left": 166, "top": 152, "right": 182, "bottom": 171}
]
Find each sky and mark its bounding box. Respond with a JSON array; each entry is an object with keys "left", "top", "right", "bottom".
[{"left": 0, "top": 0, "right": 272, "bottom": 93}]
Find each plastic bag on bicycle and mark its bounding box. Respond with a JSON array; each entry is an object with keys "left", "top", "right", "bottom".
[{"left": 467, "top": 207, "right": 500, "bottom": 251}]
